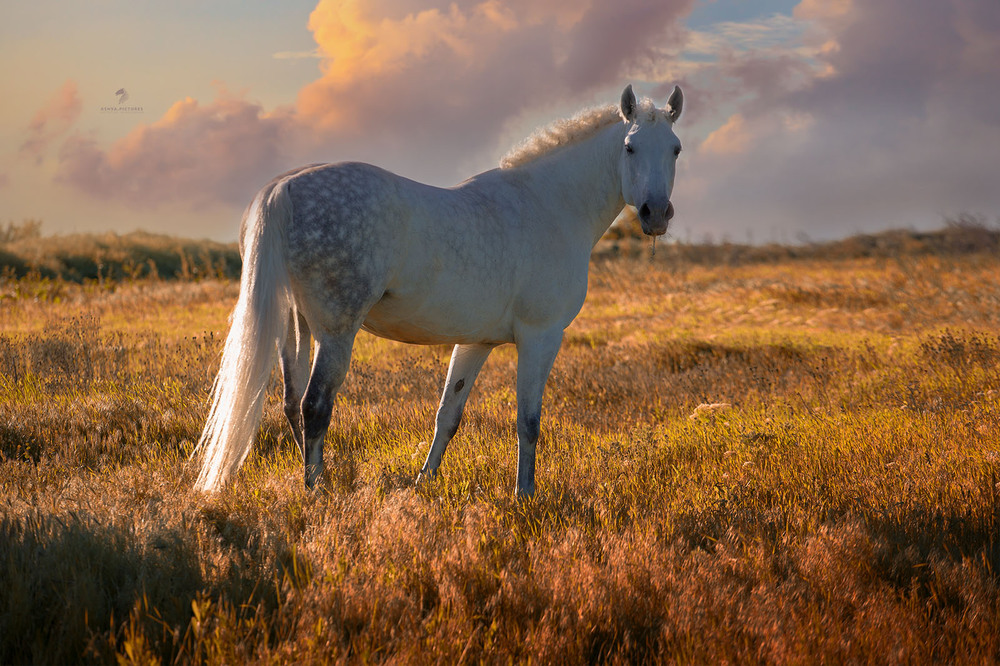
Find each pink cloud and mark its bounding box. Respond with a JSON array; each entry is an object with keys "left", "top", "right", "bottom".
[
  {"left": 20, "top": 80, "right": 82, "bottom": 162},
  {"left": 682, "top": 0, "right": 1000, "bottom": 239},
  {"left": 57, "top": 88, "right": 299, "bottom": 207}
]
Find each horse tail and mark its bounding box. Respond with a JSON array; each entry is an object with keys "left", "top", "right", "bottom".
[{"left": 194, "top": 179, "right": 294, "bottom": 492}]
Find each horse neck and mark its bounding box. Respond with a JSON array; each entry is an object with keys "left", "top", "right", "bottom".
[{"left": 516, "top": 122, "right": 628, "bottom": 247}]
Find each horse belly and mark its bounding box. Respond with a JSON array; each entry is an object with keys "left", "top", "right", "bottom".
[{"left": 362, "top": 287, "right": 514, "bottom": 346}]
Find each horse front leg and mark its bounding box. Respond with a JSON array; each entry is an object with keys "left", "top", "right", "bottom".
[
  {"left": 514, "top": 328, "right": 564, "bottom": 497},
  {"left": 417, "top": 343, "right": 495, "bottom": 485}
]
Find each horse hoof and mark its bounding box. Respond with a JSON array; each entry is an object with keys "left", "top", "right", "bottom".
[
  {"left": 515, "top": 485, "right": 535, "bottom": 499},
  {"left": 415, "top": 468, "right": 436, "bottom": 487}
]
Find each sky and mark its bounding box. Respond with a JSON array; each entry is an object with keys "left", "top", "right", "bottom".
[{"left": 2, "top": 0, "right": 999, "bottom": 243}]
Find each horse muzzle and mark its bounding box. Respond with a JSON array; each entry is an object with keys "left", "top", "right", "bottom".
[{"left": 638, "top": 201, "right": 674, "bottom": 236}]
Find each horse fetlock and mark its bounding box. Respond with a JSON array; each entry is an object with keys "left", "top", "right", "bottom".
[
  {"left": 304, "top": 436, "right": 325, "bottom": 489},
  {"left": 305, "top": 460, "right": 324, "bottom": 489},
  {"left": 515, "top": 442, "right": 537, "bottom": 497}
]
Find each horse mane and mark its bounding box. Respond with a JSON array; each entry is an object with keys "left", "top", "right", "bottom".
[{"left": 500, "top": 98, "right": 666, "bottom": 170}]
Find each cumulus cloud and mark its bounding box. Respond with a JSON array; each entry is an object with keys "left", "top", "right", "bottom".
[
  {"left": 295, "top": 0, "right": 694, "bottom": 167},
  {"left": 20, "top": 80, "right": 82, "bottom": 162},
  {"left": 57, "top": 87, "right": 297, "bottom": 207},
  {"left": 51, "top": 0, "right": 694, "bottom": 210},
  {"left": 682, "top": 0, "right": 1000, "bottom": 239}
]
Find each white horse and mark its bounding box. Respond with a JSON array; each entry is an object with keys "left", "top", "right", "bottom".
[{"left": 195, "top": 84, "right": 683, "bottom": 496}]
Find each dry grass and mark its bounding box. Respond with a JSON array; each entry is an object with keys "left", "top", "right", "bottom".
[{"left": 2, "top": 234, "right": 1000, "bottom": 663}]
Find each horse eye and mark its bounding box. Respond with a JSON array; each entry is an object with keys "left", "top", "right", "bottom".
[{"left": 625, "top": 143, "right": 634, "bottom": 154}]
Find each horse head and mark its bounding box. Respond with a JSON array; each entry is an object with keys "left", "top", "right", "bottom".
[{"left": 618, "top": 84, "right": 683, "bottom": 236}]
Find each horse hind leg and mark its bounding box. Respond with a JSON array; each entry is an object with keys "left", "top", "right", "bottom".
[
  {"left": 301, "top": 331, "right": 356, "bottom": 489},
  {"left": 418, "top": 343, "right": 495, "bottom": 484},
  {"left": 279, "top": 309, "right": 311, "bottom": 459}
]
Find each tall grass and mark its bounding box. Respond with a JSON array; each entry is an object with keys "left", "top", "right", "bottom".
[{"left": 1, "top": 228, "right": 999, "bottom": 663}]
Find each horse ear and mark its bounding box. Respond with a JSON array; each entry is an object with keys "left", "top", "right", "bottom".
[
  {"left": 620, "top": 84, "right": 637, "bottom": 122},
  {"left": 666, "top": 85, "right": 684, "bottom": 122}
]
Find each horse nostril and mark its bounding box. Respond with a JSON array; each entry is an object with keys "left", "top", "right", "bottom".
[{"left": 639, "top": 203, "right": 651, "bottom": 220}]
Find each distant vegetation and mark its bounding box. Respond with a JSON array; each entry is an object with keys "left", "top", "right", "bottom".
[
  {"left": 601, "top": 211, "right": 1000, "bottom": 263},
  {"left": 0, "top": 219, "right": 240, "bottom": 283}
]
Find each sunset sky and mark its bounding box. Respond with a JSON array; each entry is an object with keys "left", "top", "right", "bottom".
[{"left": 2, "top": 0, "right": 998, "bottom": 243}]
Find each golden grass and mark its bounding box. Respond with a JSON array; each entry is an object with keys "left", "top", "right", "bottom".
[{"left": 2, "top": 244, "right": 1000, "bottom": 663}]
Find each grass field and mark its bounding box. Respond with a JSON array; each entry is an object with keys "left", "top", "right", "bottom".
[{"left": 2, "top": 226, "right": 1000, "bottom": 663}]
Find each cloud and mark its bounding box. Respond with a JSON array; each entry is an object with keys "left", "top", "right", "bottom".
[
  {"left": 680, "top": 0, "right": 1000, "bottom": 239},
  {"left": 57, "top": 87, "right": 298, "bottom": 207},
  {"left": 20, "top": 80, "right": 82, "bottom": 162},
  {"left": 793, "top": 0, "right": 853, "bottom": 22},
  {"left": 296, "top": 0, "right": 694, "bottom": 140},
  {"left": 52, "top": 0, "right": 695, "bottom": 211},
  {"left": 637, "top": 12, "right": 828, "bottom": 127},
  {"left": 699, "top": 113, "right": 750, "bottom": 155},
  {"left": 684, "top": 14, "right": 806, "bottom": 56}
]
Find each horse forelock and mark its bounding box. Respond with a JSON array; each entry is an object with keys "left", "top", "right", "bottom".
[
  {"left": 500, "top": 97, "right": 669, "bottom": 170},
  {"left": 634, "top": 98, "right": 672, "bottom": 125}
]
